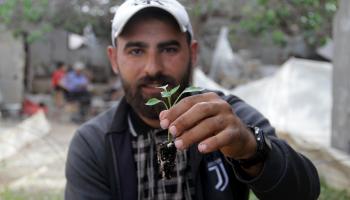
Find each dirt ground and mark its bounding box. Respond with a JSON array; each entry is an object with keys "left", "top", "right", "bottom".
[
  {"left": 0, "top": 117, "right": 78, "bottom": 197},
  {"left": 0, "top": 91, "right": 116, "bottom": 199}
]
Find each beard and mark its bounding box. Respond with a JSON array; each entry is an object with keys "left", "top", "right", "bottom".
[{"left": 120, "top": 61, "right": 193, "bottom": 120}]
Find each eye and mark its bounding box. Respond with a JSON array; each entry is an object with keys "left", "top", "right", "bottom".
[
  {"left": 129, "top": 48, "right": 144, "bottom": 56},
  {"left": 162, "top": 47, "right": 178, "bottom": 54}
]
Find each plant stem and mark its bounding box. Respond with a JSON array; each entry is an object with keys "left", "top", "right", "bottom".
[
  {"left": 166, "top": 97, "right": 172, "bottom": 143},
  {"left": 168, "top": 130, "right": 171, "bottom": 142},
  {"left": 161, "top": 101, "right": 169, "bottom": 110},
  {"left": 162, "top": 87, "right": 173, "bottom": 143},
  {"left": 167, "top": 97, "right": 172, "bottom": 109},
  {"left": 173, "top": 92, "right": 184, "bottom": 105}
]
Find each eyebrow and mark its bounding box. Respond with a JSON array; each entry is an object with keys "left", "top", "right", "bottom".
[
  {"left": 124, "top": 41, "right": 148, "bottom": 50},
  {"left": 157, "top": 40, "right": 181, "bottom": 49},
  {"left": 123, "top": 40, "right": 181, "bottom": 51}
]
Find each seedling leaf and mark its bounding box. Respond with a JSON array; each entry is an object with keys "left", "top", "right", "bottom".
[
  {"left": 169, "top": 85, "right": 180, "bottom": 96},
  {"left": 156, "top": 84, "right": 168, "bottom": 91},
  {"left": 182, "top": 86, "right": 204, "bottom": 94},
  {"left": 145, "top": 98, "right": 162, "bottom": 106},
  {"left": 161, "top": 91, "right": 172, "bottom": 98}
]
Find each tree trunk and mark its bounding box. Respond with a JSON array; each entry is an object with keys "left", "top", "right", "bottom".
[{"left": 22, "top": 31, "right": 32, "bottom": 92}]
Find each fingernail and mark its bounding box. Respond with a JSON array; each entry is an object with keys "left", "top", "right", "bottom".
[
  {"left": 198, "top": 143, "right": 207, "bottom": 153},
  {"left": 159, "top": 110, "right": 167, "bottom": 119},
  {"left": 160, "top": 119, "right": 169, "bottom": 129},
  {"left": 169, "top": 125, "right": 177, "bottom": 137},
  {"left": 175, "top": 139, "right": 183, "bottom": 149}
]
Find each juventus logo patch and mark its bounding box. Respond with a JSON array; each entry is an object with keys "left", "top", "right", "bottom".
[{"left": 207, "top": 158, "right": 229, "bottom": 191}]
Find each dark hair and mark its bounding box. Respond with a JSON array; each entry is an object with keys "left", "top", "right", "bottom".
[
  {"left": 118, "top": 7, "right": 191, "bottom": 45},
  {"left": 56, "top": 61, "right": 65, "bottom": 69}
]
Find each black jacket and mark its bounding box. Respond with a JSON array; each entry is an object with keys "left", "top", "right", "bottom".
[{"left": 65, "top": 92, "right": 320, "bottom": 200}]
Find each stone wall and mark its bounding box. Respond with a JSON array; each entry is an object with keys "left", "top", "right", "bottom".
[{"left": 331, "top": 0, "right": 350, "bottom": 153}]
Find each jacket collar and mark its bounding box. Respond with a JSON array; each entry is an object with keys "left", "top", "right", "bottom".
[
  {"left": 108, "top": 97, "right": 130, "bottom": 134},
  {"left": 189, "top": 144, "right": 204, "bottom": 180}
]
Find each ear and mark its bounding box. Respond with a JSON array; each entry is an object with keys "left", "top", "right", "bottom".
[
  {"left": 107, "top": 46, "right": 119, "bottom": 74},
  {"left": 190, "top": 40, "right": 199, "bottom": 67}
]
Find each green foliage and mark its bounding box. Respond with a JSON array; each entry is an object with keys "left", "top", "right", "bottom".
[
  {"left": 0, "top": 188, "right": 63, "bottom": 200},
  {"left": 319, "top": 179, "right": 350, "bottom": 200},
  {"left": 272, "top": 30, "right": 286, "bottom": 46},
  {"left": 190, "top": 0, "right": 214, "bottom": 17},
  {"left": 0, "top": 0, "right": 51, "bottom": 43},
  {"left": 240, "top": 0, "right": 338, "bottom": 48},
  {"left": 22, "top": 0, "right": 48, "bottom": 23},
  {"left": 248, "top": 179, "right": 350, "bottom": 200},
  {"left": 0, "top": 0, "right": 16, "bottom": 24}
]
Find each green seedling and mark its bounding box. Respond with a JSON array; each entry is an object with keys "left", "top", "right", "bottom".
[
  {"left": 145, "top": 84, "right": 204, "bottom": 142},
  {"left": 146, "top": 84, "right": 204, "bottom": 179}
]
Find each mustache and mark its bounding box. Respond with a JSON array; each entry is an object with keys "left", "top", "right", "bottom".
[{"left": 136, "top": 73, "right": 177, "bottom": 88}]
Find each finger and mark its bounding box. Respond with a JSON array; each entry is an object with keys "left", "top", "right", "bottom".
[
  {"left": 159, "top": 92, "right": 219, "bottom": 129},
  {"left": 174, "top": 115, "right": 223, "bottom": 150},
  {"left": 169, "top": 101, "right": 222, "bottom": 137},
  {"left": 197, "top": 128, "right": 242, "bottom": 154}
]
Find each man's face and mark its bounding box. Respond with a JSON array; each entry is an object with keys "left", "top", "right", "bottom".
[{"left": 108, "top": 18, "right": 198, "bottom": 120}]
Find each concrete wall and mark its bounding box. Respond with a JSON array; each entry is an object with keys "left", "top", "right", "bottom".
[
  {"left": 331, "top": 0, "right": 350, "bottom": 153},
  {"left": 0, "top": 27, "right": 25, "bottom": 106},
  {"left": 29, "top": 29, "right": 111, "bottom": 93}
]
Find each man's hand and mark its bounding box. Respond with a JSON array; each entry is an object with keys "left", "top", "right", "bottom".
[{"left": 159, "top": 92, "right": 257, "bottom": 160}]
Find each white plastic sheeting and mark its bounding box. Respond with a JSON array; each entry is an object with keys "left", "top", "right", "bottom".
[
  {"left": 68, "top": 33, "right": 85, "bottom": 50},
  {"left": 196, "top": 58, "right": 332, "bottom": 147},
  {"left": 209, "top": 27, "right": 244, "bottom": 83},
  {"left": 233, "top": 58, "right": 332, "bottom": 146},
  {"left": 0, "top": 87, "right": 2, "bottom": 105},
  {"left": 0, "top": 111, "right": 51, "bottom": 162},
  {"left": 317, "top": 39, "right": 334, "bottom": 61},
  {"left": 194, "top": 68, "right": 229, "bottom": 94}
]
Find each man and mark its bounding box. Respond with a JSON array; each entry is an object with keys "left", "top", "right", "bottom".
[
  {"left": 61, "top": 61, "right": 91, "bottom": 122},
  {"left": 65, "top": 0, "right": 320, "bottom": 199}
]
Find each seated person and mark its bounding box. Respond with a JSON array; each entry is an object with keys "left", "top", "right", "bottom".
[{"left": 61, "top": 62, "right": 91, "bottom": 122}]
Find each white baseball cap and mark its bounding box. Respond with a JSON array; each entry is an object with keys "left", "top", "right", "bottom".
[
  {"left": 111, "top": 0, "right": 193, "bottom": 46},
  {"left": 73, "top": 61, "right": 85, "bottom": 71}
]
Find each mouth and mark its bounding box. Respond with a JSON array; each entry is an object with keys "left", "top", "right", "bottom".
[
  {"left": 144, "top": 83, "right": 163, "bottom": 88},
  {"left": 141, "top": 83, "right": 163, "bottom": 95}
]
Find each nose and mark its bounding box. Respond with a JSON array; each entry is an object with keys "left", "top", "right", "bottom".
[{"left": 144, "top": 51, "right": 163, "bottom": 76}]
